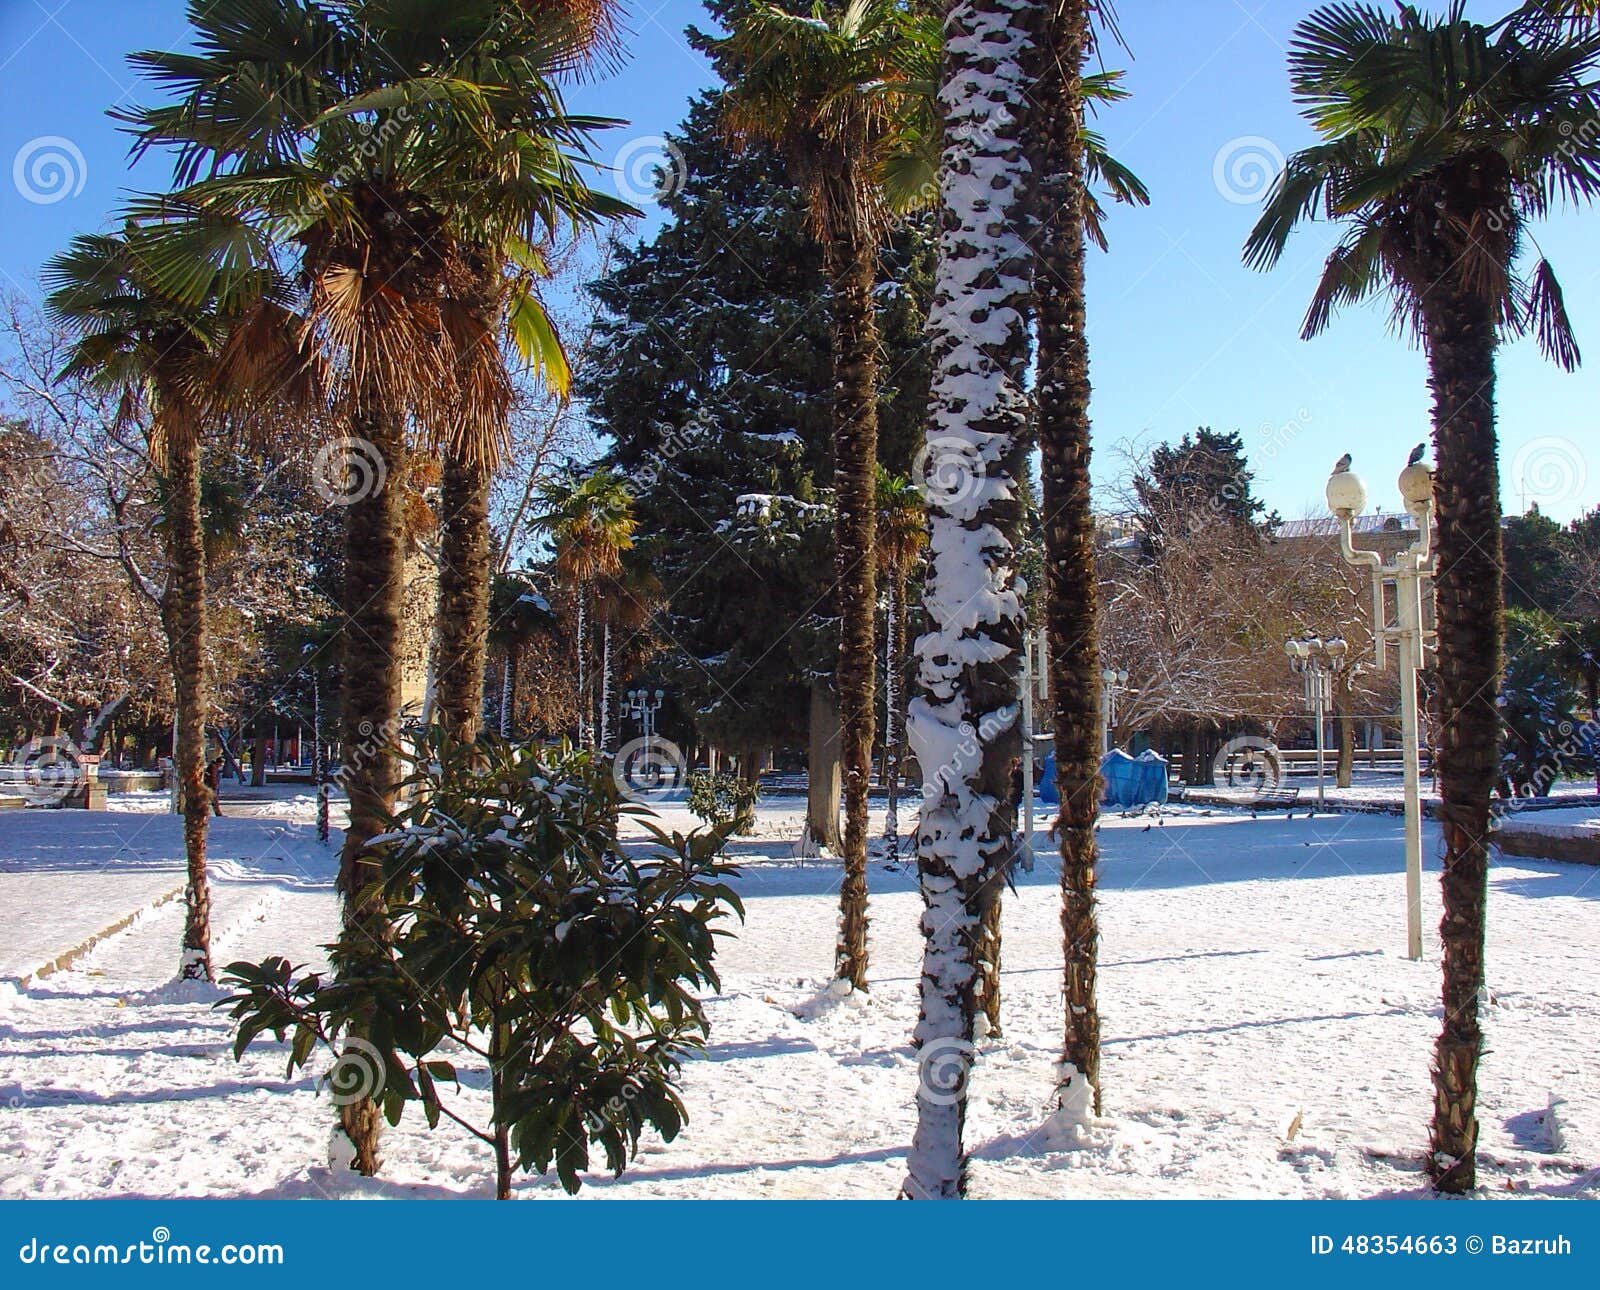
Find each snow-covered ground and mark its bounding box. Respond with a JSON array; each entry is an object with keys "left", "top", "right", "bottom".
[
  {"left": 0, "top": 797, "right": 1594, "bottom": 1200},
  {"left": 1210, "top": 766, "right": 1599, "bottom": 810}
]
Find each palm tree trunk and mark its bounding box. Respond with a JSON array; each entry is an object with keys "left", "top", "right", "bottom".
[
  {"left": 1420, "top": 277, "right": 1503, "bottom": 1195},
  {"left": 974, "top": 896, "right": 1004, "bottom": 1037},
  {"left": 1031, "top": 0, "right": 1104, "bottom": 1118},
  {"left": 335, "top": 400, "right": 407, "bottom": 1177},
  {"left": 161, "top": 414, "right": 212, "bottom": 983},
  {"left": 601, "top": 617, "right": 615, "bottom": 754},
  {"left": 902, "top": 0, "right": 1036, "bottom": 1200},
  {"left": 882, "top": 577, "right": 901, "bottom": 858},
  {"left": 826, "top": 202, "right": 881, "bottom": 992},
  {"left": 575, "top": 593, "right": 589, "bottom": 749},
  {"left": 434, "top": 450, "right": 492, "bottom": 743}
]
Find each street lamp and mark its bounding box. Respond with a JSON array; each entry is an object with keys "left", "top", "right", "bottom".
[
  {"left": 1100, "top": 667, "right": 1129, "bottom": 753},
  {"left": 1284, "top": 635, "right": 1350, "bottom": 807},
  {"left": 1327, "top": 453, "right": 1436, "bottom": 960},
  {"left": 625, "top": 688, "right": 666, "bottom": 763}
]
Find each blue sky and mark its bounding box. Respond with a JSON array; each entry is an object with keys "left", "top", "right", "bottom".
[{"left": 2, "top": 0, "right": 1595, "bottom": 523}]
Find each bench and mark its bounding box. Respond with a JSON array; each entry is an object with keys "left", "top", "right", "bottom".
[{"left": 1252, "top": 785, "right": 1301, "bottom": 811}]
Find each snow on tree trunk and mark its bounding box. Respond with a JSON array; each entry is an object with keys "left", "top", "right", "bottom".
[
  {"left": 882, "top": 578, "right": 900, "bottom": 859},
  {"left": 576, "top": 594, "right": 590, "bottom": 750},
  {"left": 902, "top": 0, "right": 1037, "bottom": 1201},
  {"left": 601, "top": 618, "right": 614, "bottom": 754}
]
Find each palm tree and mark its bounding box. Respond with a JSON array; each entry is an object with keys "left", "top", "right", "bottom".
[
  {"left": 1245, "top": 1, "right": 1600, "bottom": 1192},
  {"left": 487, "top": 571, "right": 555, "bottom": 738},
  {"left": 125, "top": 0, "right": 626, "bottom": 1173},
  {"left": 594, "top": 562, "right": 661, "bottom": 755},
  {"left": 531, "top": 469, "right": 635, "bottom": 747},
  {"left": 420, "top": 0, "right": 627, "bottom": 746},
  {"left": 44, "top": 229, "right": 234, "bottom": 985},
  {"left": 1029, "top": 1, "right": 1149, "bottom": 1120},
  {"left": 877, "top": 0, "right": 1143, "bottom": 1073},
  {"left": 875, "top": 467, "right": 926, "bottom": 863},
  {"left": 716, "top": 0, "right": 937, "bottom": 993},
  {"left": 425, "top": 27, "right": 627, "bottom": 741},
  {"left": 899, "top": 0, "right": 1038, "bottom": 1200}
]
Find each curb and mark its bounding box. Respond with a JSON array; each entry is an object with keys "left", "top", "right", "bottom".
[{"left": 16, "top": 883, "right": 187, "bottom": 989}]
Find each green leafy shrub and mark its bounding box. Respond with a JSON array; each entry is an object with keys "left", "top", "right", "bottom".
[
  {"left": 220, "top": 731, "right": 742, "bottom": 1196},
  {"left": 686, "top": 770, "right": 759, "bottom": 834}
]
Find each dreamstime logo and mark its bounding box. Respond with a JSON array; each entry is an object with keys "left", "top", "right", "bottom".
[
  {"left": 917, "top": 1035, "right": 975, "bottom": 1107},
  {"left": 612, "top": 135, "right": 687, "bottom": 205},
  {"left": 1212, "top": 735, "right": 1281, "bottom": 793},
  {"left": 325, "top": 1037, "right": 384, "bottom": 1106},
  {"left": 1510, "top": 436, "right": 1587, "bottom": 509},
  {"left": 14, "top": 736, "right": 84, "bottom": 805},
  {"left": 312, "top": 436, "right": 387, "bottom": 506},
  {"left": 913, "top": 435, "right": 986, "bottom": 510},
  {"left": 1212, "top": 135, "right": 1283, "bottom": 205},
  {"left": 613, "top": 736, "right": 687, "bottom": 804},
  {"left": 12, "top": 136, "right": 87, "bottom": 205}
]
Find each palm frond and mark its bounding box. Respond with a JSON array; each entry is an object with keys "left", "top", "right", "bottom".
[{"left": 1527, "top": 256, "right": 1582, "bottom": 370}]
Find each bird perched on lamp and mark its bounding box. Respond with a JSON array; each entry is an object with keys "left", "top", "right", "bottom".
[
  {"left": 1333, "top": 452, "right": 1352, "bottom": 473},
  {"left": 1407, "top": 442, "right": 1427, "bottom": 466}
]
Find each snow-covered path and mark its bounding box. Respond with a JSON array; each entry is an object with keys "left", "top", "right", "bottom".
[{"left": 0, "top": 802, "right": 1594, "bottom": 1199}]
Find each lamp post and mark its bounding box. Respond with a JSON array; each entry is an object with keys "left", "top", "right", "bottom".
[
  {"left": 1326, "top": 455, "right": 1436, "bottom": 960},
  {"left": 1284, "top": 636, "right": 1349, "bottom": 806},
  {"left": 625, "top": 688, "right": 666, "bottom": 763},
  {"left": 1100, "top": 667, "right": 1129, "bottom": 753}
]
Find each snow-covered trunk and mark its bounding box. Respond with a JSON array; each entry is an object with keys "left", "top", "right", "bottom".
[
  {"left": 499, "top": 657, "right": 513, "bottom": 738},
  {"left": 882, "top": 578, "right": 900, "bottom": 859},
  {"left": 902, "top": 0, "right": 1037, "bottom": 1201},
  {"left": 575, "top": 594, "right": 590, "bottom": 750},
  {"left": 1030, "top": 0, "right": 1103, "bottom": 1121},
  {"left": 601, "top": 618, "right": 615, "bottom": 755}
]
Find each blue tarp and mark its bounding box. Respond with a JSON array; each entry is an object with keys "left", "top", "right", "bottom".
[
  {"left": 1101, "top": 749, "right": 1169, "bottom": 808},
  {"left": 1038, "top": 749, "right": 1168, "bottom": 809}
]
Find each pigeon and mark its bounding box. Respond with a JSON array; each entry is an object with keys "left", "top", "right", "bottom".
[
  {"left": 1333, "top": 452, "right": 1352, "bottom": 473},
  {"left": 1407, "top": 442, "right": 1427, "bottom": 466}
]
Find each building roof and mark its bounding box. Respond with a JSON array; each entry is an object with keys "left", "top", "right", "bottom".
[{"left": 1272, "top": 513, "right": 1421, "bottom": 540}]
